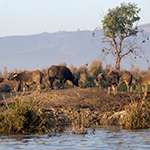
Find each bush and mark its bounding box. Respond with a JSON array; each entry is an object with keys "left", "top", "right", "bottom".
[
  {"left": 121, "top": 99, "right": 150, "bottom": 129},
  {"left": 100, "top": 80, "right": 107, "bottom": 88},
  {"left": 80, "top": 76, "right": 96, "bottom": 88},
  {"left": 80, "top": 79, "right": 92, "bottom": 88},
  {"left": 0, "top": 96, "right": 53, "bottom": 134},
  {"left": 117, "top": 83, "right": 127, "bottom": 92}
]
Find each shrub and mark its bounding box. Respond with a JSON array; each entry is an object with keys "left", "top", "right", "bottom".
[
  {"left": 100, "top": 80, "right": 108, "bottom": 88},
  {"left": 0, "top": 96, "right": 53, "bottom": 134},
  {"left": 117, "top": 83, "right": 127, "bottom": 92},
  {"left": 121, "top": 99, "right": 150, "bottom": 129},
  {"left": 80, "top": 76, "right": 95, "bottom": 88}
]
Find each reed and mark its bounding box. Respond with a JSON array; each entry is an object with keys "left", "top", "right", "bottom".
[
  {"left": 0, "top": 95, "right": 53, "bottom": 134},
  {"left": 121, "top": 99, "right": 150, "bottom": 129},
  {"left": 71, "top": 108, "right": 88, "bottom": 134}
]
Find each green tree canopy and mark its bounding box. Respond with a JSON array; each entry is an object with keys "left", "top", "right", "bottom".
[
  {"left": 102, "top": 2, "right": 141, "bottom": 38},
  {"left": 94, "top": 2, "right": 146, "bottom": 71}
]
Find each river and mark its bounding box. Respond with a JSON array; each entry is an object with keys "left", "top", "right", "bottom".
[{"left": 0, "top": 127, "right": 150, "bottom": 150}]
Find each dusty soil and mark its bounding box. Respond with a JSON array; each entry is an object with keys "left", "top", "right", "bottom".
[
  {"left": 0, "top": 87, "right": 138, "bottom": 111},
  {"left": 0, "top": 87, "right": 145, "bottom": 126}
]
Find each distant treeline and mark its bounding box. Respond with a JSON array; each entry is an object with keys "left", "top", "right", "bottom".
[{"left": 1, "top": 60, "right": 150, "bottom": 93}]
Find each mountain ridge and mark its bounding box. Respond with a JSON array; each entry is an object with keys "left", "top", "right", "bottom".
[{"left": 0, "top": 23, "right": 150, "bottom": 72}]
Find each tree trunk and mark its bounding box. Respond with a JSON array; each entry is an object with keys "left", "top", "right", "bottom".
[
  {"left": 116, "top": 57, "right": 121, "bottom": 71},
  {"left": 113, "top": 38, "right": 121, "bottom": 71}
]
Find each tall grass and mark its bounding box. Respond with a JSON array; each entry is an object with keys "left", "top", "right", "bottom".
[
  {"left": 122, "top": 99, "right": 150, "bottom": 129},
  {"left": 0, "top": 95, "right": 53, "bottom": 134},
  {"left": 71, "top": 108, "right": 88, "bottom": 134}
]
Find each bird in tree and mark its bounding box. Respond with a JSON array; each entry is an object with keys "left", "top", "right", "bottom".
[{"left": 93, "top": 2, "right": 148, "bottom": 71}]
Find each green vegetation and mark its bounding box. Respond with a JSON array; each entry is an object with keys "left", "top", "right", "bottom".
[
  {"left": 0, "top": 1, "right": 149, "bottom": 132},
  {"left": 0, "top": 95, "right": 53, "bottom": 134},
  {"left": 102, "top": 2, "right": 141, "bottom": 38},
  {"left": 71, "top": 108, "right": 88, "bottom": 134},
  {"left": 1, "top": 61, "right": 150, "bottom": 131},
  {"left": 1, "top": 60, "right": 150, "bottom": 93},
  {"left": 93, "top": 2, "right": 144, "bottom": 71},
  {"left": 122, "top": 99, "right": 150, "bottom": 129}
]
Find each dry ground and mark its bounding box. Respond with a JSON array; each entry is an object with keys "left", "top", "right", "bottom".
[{"left": 0, "top": 87, "right": 143, "bottom": 113}]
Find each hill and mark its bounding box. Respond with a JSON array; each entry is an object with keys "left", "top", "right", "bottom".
[
  {"left": 0, "top": 23, "right": 150, "bottom": 72},
  {"left": 0, "top": 30, "right": 102, "bottom": 71},
  {"left": 0, "top": 87, "right": 146, "bottom": 126}
]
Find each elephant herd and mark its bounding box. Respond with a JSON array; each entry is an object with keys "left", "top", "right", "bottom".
[{"left": 0, "top": 65, "right": 149, "bottom": 99}]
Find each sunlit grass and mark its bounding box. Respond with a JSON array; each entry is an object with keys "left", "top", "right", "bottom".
[
  {"left": 121, "top": 99, "right": 150, "bottom": 129},
  {"left": 0, "top": 95, "right": 53, "bottom": 134}
]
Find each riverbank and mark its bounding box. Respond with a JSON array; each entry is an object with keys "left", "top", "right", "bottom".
[{"left": 0, "top": 87, "right": 142, "bottom": 126}]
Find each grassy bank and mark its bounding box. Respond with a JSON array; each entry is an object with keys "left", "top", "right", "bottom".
[
  {"left": 1, "top": 90, "right": 150, "bottom": 134},
  {"left": 0, "top": 95, "right": 53, "bottom": 134},
  {"left": 122, "top": 99, "right": 150, "bottom": 129}
]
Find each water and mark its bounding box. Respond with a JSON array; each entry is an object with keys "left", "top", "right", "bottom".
[{"left": 0, "top": 128, "right": 150, "bottom": 150}]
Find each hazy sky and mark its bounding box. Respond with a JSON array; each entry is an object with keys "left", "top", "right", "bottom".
[{"left": 0, "top": 0, "right": 150, "bottom": 37}]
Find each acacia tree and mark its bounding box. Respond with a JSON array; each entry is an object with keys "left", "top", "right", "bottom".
[{"left": 93, "top": 2, "right": 147, "bottom": 70}]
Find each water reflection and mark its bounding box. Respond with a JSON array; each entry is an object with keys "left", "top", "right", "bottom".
[{"left": 0, "top": 128, "right": 150, "bottom": 150}]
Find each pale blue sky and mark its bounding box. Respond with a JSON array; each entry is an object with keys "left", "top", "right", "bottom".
[{"left": 0, "top": 0, "right": 150, "bottom": 37}]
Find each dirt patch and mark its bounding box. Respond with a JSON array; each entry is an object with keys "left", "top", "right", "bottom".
[
  {"left": 0, "top": 87, "right": 144, "bottom": 126},
  {"left": 0, "top": 87, "right": 142, "bottom": 112}
]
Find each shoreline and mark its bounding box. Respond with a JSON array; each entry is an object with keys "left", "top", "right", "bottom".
[{"left": 0, "top": 87, "right": 136, "bottom": 127}]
